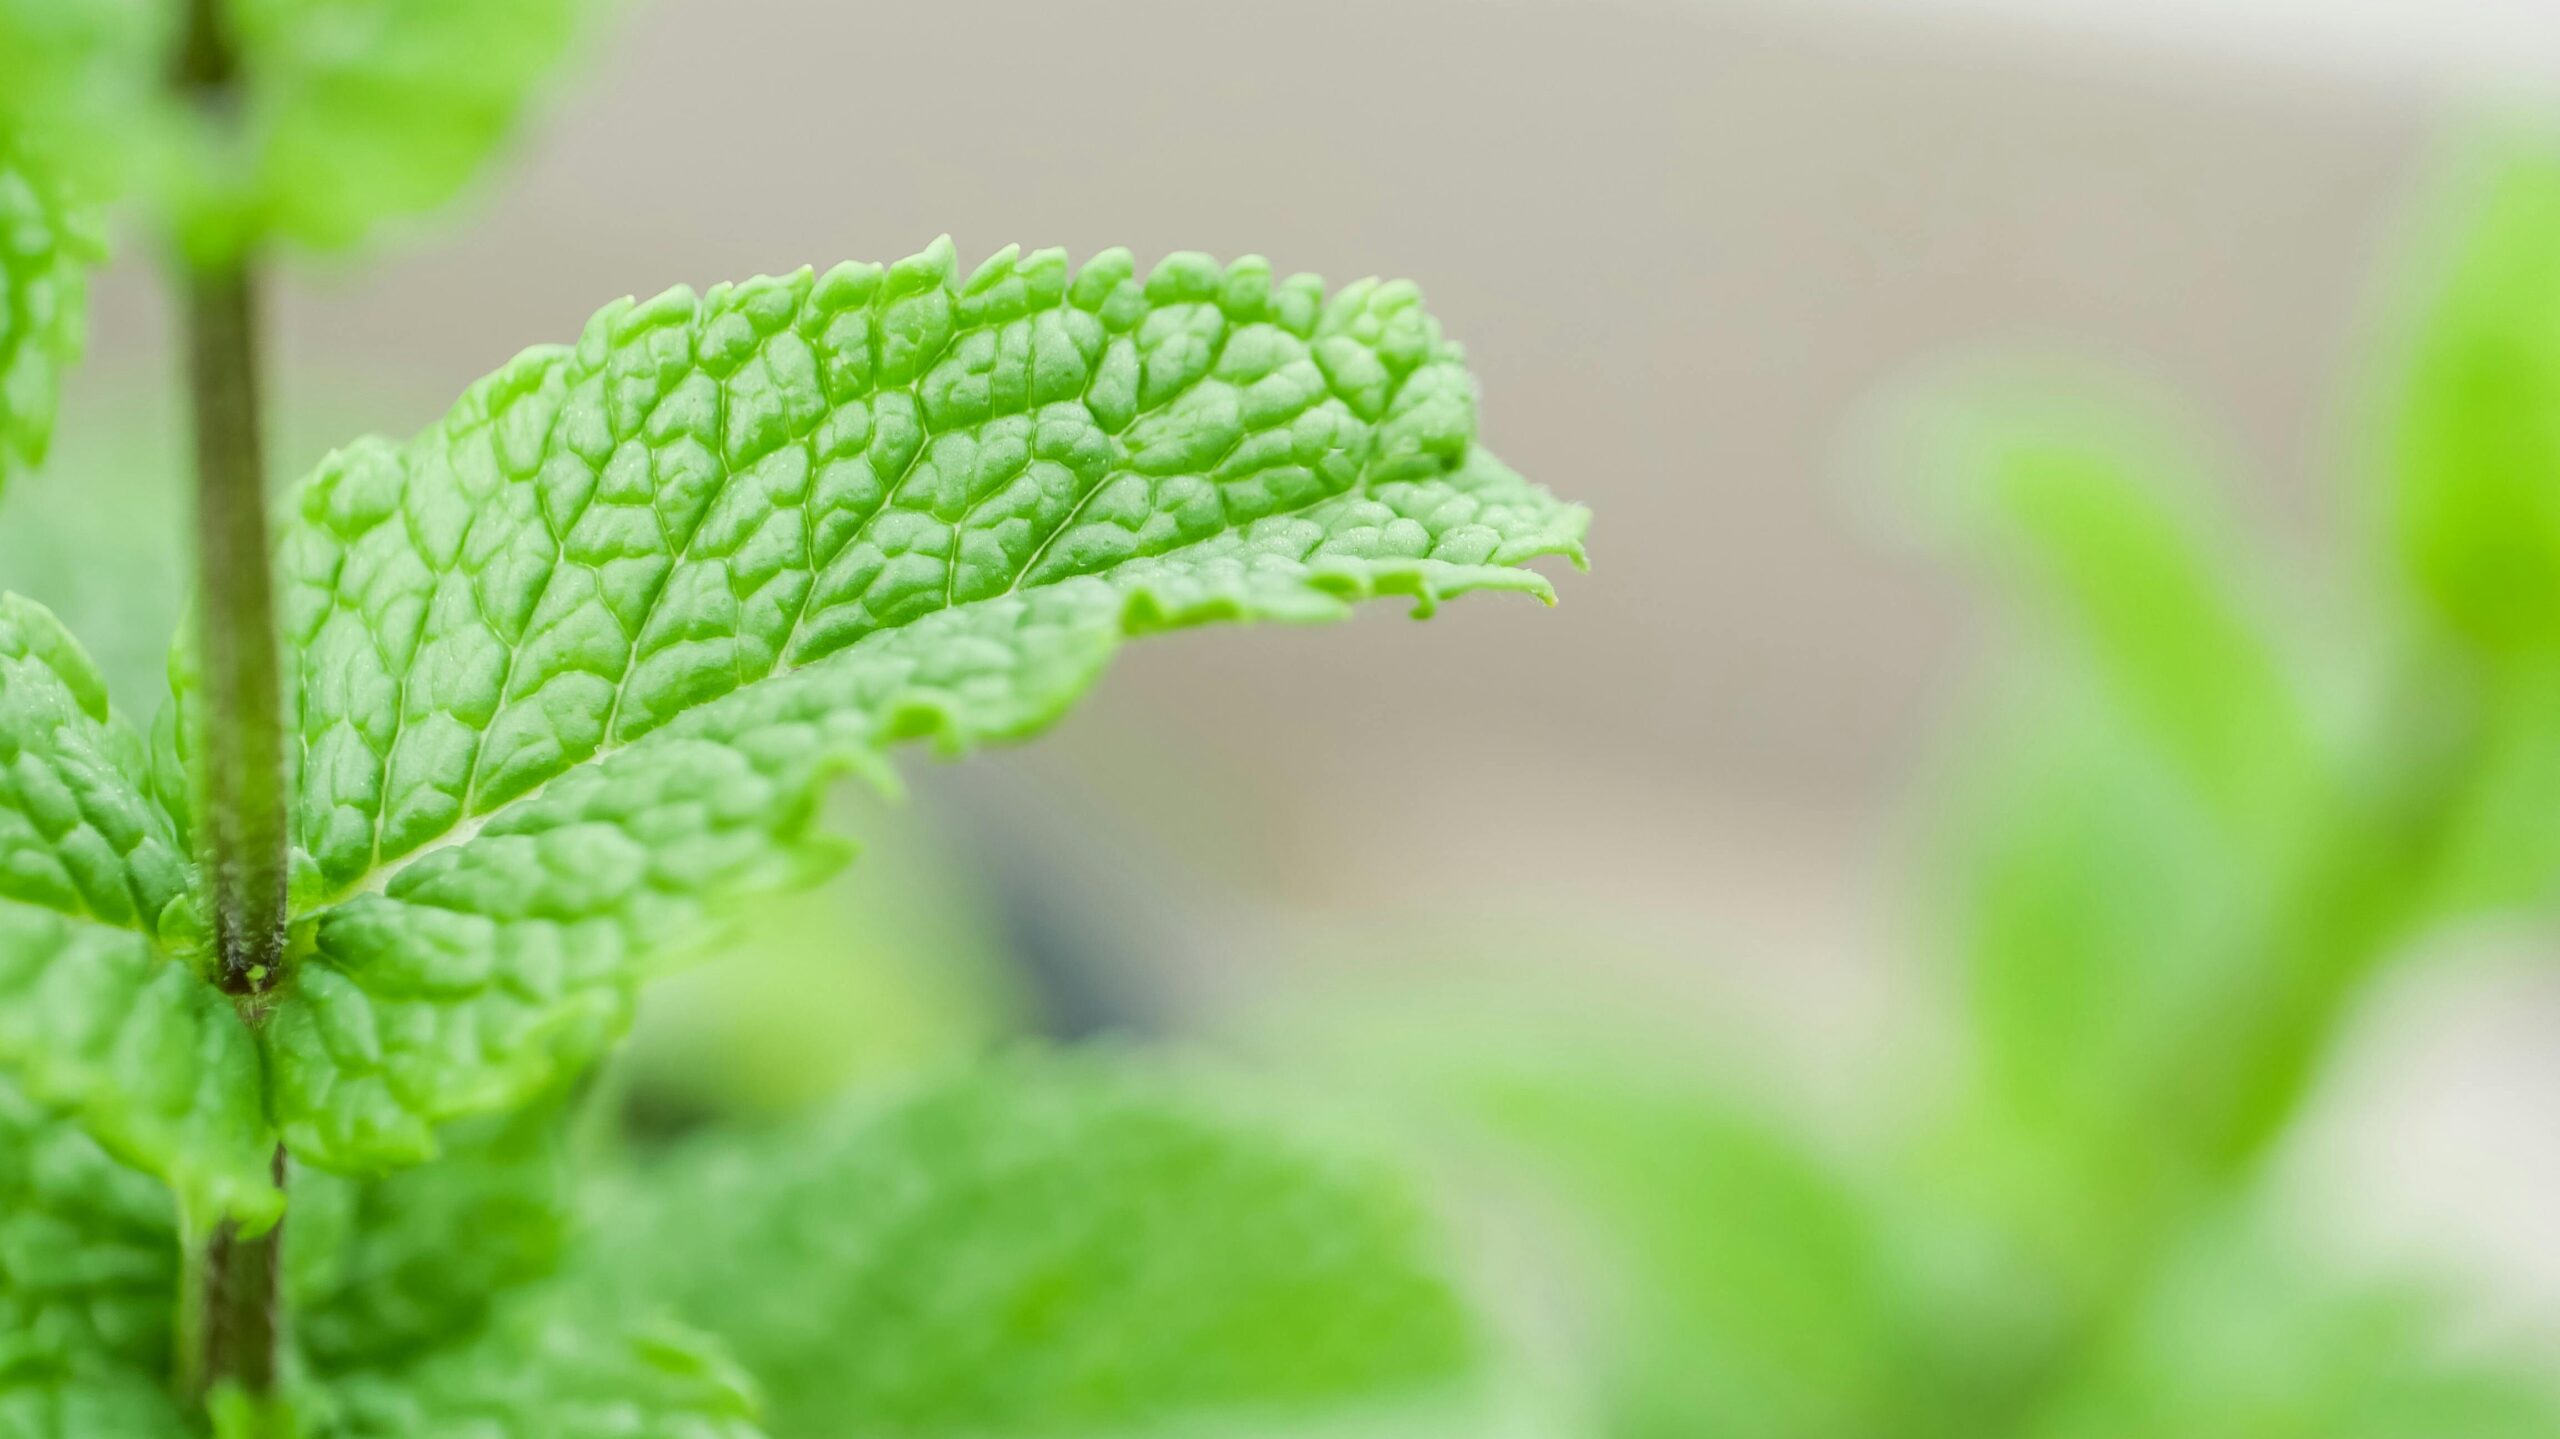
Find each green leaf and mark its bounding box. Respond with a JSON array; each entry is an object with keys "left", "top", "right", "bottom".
[
  {"left": 258, "top": 243, "right": 1585, "bottom": 1170},
  {"left": 2394, "top": 143, "right": 2560, "bottom": 657},
  {"left": 0, "top": 1077, "right": 179, "bottom": 1377},
  {"left": 1378, "top": 1028, "right": 1967, "bottom": 1439},
  {"left": 2029, "top": 1223, "right": 2560, "bottom": 1439},
  {"left": 583, "top": 1051, "right": 1484, "bottom": 1439},
  {"left": 0, "top": 136, "right": 101, "bottom": 498},
  {"left": 0, "top": 1366, "right": 189, "bottom": 1439},
  {"left": 0, "top": 1, "right": 167, "bottom": 200},
  {"left": 1900, "top": 381, "right": 2323, "bottom": 845},
  {"left": 0, "top": 0, "right": 585, "bottom": 258},
  {"left": 286, "top": 1102, "right": 570, "bottom": 1372},
  {"left": 0, "top": 596, "right": 276, "bottom": 1231},
  {"left": 311, "top": 1291, "right": 763, "bottom": 1439},
  {"left": 215, "top": 0, "right": 588, "bottom": 253}
]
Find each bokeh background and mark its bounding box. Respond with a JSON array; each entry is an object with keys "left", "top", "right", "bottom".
[{"left": 10, "top": 0, "right": 2560, "bottom": 1430}]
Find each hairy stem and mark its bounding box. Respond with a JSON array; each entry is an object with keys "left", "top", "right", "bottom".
[{"left": 174, "top": 0, "right": 288, "bottom": 1408}]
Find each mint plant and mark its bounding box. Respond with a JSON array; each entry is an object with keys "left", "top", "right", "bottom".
[
  {"left": 0, "top": 2, "right": 1589, "bottom": 1434},
  {"left": 1328, "top": 144, "right": 2560, "bottom": 1439}
]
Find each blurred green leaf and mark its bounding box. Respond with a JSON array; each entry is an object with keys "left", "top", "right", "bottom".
[
  {"left": 218, "top": 0, "right": 590, "bottom": 253},
  {"left": 1442, "top": 1053, "right": 1958, "bottom": 1439},
  {"left": 0, "top": 0, "right": 589, "bottom": 259},
  {"left": 615, "top": 785, "right": 1025, "bottom": 1126},
  {"left": 2030, "top": 1222, "right": 2560, "bottom": 1439},
  {"left": 310, "top": 1288, "right": 764, "bottom": 1439},
  {"left": 0, "top": 1076, "right": 179, "bottom": 1378},
  {"left": 286, "top": 1102, "right": 570, "bottom": 1373},
  {"left": 2395, "top": 144, "right": 2560, "bottom": 659},
  {"left": 1917, "top": 683, "right": 2240, "bottom": 1283},
  {"left": 1901, "top": 381, "right": 2325, "bottom": 848},
  {"left": 0, "top": 134, "right": 101, "bottom": 500},
  {"left": 586, "top": 1050, "right": 1485, "bottom": 1439}
]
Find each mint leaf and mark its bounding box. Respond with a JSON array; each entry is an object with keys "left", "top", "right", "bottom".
[
  {"left": 315, "top": 1292, "right": 763, "bottom": 1439},
  {"left": 0, "top": 1366, "right": 189, "bottom": 1439},
  {"left": 218, "top": 0, "right": 586, "bottom": 252},
  {"left": 0, "top": 596, "right": 276, "bottom": 1230},
  {"left": 584, "top": 1052, "right": 1482, "bottom": 1439},
  {"left": 286, "top": 1103, "right": 569, "bottom": 1371},
  {"left": 0, "top": 596, "right": 188, "bottom": 932},
  {"left": 0, "top": 137, "right": 100, "bottom": 497},
  {"left": 1903, "top": 383, "right": 2322, "bottom": 846},
  {"left": 0, "top": 1077, "right": 179, "bottom": 1376},
  {"left": 2035, "top": 1224, "right": 2560, "bottom": 1439},
  {"left": 1359, "top": 1025, "right": 1959, "bottom": 1439},
  {"left": 2395, "top": 145, "right": 2560, "bottom": 657},
  {"left": 260, "top": 243, "right": 1584, "bottom": 1170},
  {"left": 0, "top": 0, "right": 583, "bottom": 258}
]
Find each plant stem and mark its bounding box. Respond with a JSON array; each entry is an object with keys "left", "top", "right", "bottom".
[
  {"left": 183, "top": 259, "right": 290, "bottom": 1003},
  {"left": 174, "top": 0, "right": 289, "bottom": 1407}
]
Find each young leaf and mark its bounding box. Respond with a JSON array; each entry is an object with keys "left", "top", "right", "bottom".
[
  {"left": 1388, "top": 1032, "right": 1966, "bottom": 1439},
  {"left": 254, "top": 242, "right": 1586, "bottom": 1171},
  {"left": 0, "top": 596, "right": 276, "bottom": 1230},
  {"left": 311, "top": 1291, "right": 763, "bottom": 1439},
  {"left": 0, "top": 137, "right": 101, "bottom": 497},
  {"left": 0, "top": 1078, "right": 179, "bottom": 1377},
  {"left": 583, "top": 1051, "right": 1484, "bottom": 1439},
  {"left": 1901, "top": 382, "right": 2324, "bottom": 846},
  {"left": 216, "top": 0, "right": 587, "bottom": 252},
  {"left": 2030, "top": 1223, "right": 2560, "bottom": 1439},
  {"left": 2394, "top": 145, "right": 2560, "bottom": 657}
]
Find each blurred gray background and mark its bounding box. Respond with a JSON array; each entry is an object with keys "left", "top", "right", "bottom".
[{"left": 43, "top": 0, "right": 2560, "bottom": 1343}]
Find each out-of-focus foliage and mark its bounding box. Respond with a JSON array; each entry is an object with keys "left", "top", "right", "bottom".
[
  {"left": 616, "top": 783, "right": 1025, "bottom": 1122},
  {"left": 1282, "top": 141, "right": 2560, "bottom": 1439},
  {"left": 2395, "top": 148, "right": 2560, "bottom": 658},
  {"left": 0, "top": 0, "right": 589, "bottom": 259},
  {"left": 583, "top": 1052, "right": 1488, "bottom": 1439},
  {"left": 0, "top": 137, "right": 100, "bottom": 499}
]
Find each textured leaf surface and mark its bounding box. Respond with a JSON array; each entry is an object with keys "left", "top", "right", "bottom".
[
  {"left": 0, "top": 1078, "right": 178, "bottom": 1377},
  {"left": 316, "top": 1292, "right": 763, "bottom": 1439},
  {"left": 0, "top": 597, "right": 276, "bottom": 1229},
  {"left": 585, "top": 1052, "right": 1481, "bottom": 1439},
  {"left": 263, "top": 243, "right": 1584, "bottom": 1170},
  {"left": 0, "top": 138, "right": 98, "bottom": 498}
]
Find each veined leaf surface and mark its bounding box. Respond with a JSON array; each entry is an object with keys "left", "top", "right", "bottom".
[{"left": 249, "top": 241, "right": 1584, "bottom": 1170}]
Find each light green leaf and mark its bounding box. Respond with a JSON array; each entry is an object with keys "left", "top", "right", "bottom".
[
  {"left": 0, "top": 596, "right": 190, "bottom": 933},
  {"left": 0, "top": 1077, "right": 179, "bottom": 1377},
  {"left": 2029, "top": 1223, "right": 2560, "bottom": 1439},
  {"left": 286, "top": 1102, "right": 570, "bottom": 1371},
  {"left": 259, "top": 243, "right": 1585, "bottom": 1170},
  {"left": 313, "top": 1291, "right": 763, "bottom": 1439},
  {"left": 216, "top": 0, "right": 588, "bottom": 253},
  {"left": 0, "top": 137, "right": 101, "bottom": 499},
  {"left": 0, "top": 1365, "right": 189, "bottom": 1439},
  {"left": 1379, "top": 1028, "right": 1965, "bottom": 1439},
  {"left": 0, "top": 0, "right": 585, "bottom": 258},
  {"left": 1900, "top": 381, "right": 2324, "bottom": 846},
  {"left": 584, "top": 1051, "right": 1484, "bottom": 1439},
  {"left": 0, "top": 1, "right": 167, "bottom": 202},
  {"left": 2394, "top": 144, "right": 2560, "bottom": 657},
  {"left": 0, "top": 596, "right": 276, "bottom": 1231}
]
